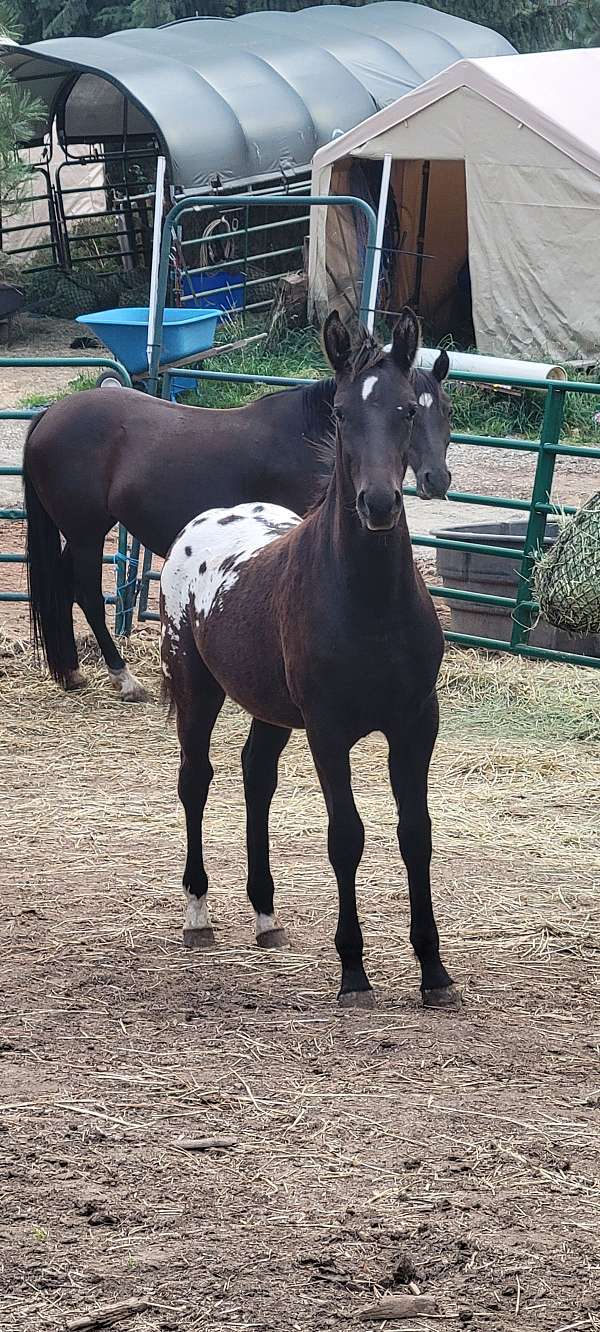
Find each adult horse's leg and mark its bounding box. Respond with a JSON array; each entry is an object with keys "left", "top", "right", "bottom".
[
  {"left": 23, "top": 463, "right": 83, "bottom": 690},
  {"left": 70, "top": 539, "right": 147, "bottom": 702},
  {"left": 387, "top": 695, "right": 459, "bottom": 1009},
  {"left": 241, "top": 719, "right": 291, "bottom": 947},
  {"left": 306, "top": 726, "right": 372, "bottom": 1006},
  {"left": 173, "top": 662, "right": 225, "bottom": 949},
  {"left": 59, "top": 544, "right": 85, "bottom": 690}
]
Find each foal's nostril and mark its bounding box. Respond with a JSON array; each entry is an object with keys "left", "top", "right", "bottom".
[{"left": 394, "top": 489, "right": 402, "bottom": 507}]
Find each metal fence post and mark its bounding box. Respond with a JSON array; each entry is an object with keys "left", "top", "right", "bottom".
[{"left": 510, "top": 384, "right": 564, "bottom": 650}]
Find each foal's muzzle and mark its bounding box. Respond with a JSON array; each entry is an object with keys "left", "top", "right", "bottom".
[{"left": 357, "top": 486, "right": 403, "bottom": 532}]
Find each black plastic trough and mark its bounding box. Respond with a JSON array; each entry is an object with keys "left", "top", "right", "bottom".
[{"left": 433, "top": 519, "right": 600, "bottom": 659}]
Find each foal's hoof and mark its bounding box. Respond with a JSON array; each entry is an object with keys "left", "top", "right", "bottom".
[
  {"left": 65, "top": 670, "right": 87, "bottom": 691},
  {"left": 183, "top": 927, "right": 216, "bottom": 950},
  {"left": 422, "top": 984, "right": 462, "bottom": 1011},
  {"left": 338, "top": 988, "right": 375, "bottom": 1010},
  {"left": 256, "top": 928, "right": 288, "bottom": 949}
]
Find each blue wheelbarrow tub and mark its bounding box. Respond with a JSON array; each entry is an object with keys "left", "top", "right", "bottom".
[{"left": 76, "top": 306, "right": 220, "bottom": 378}]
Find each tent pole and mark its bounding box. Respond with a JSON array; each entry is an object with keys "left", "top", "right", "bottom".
[
  {"left": 147, "top": 154, "right": 167, "bottom": 373},
  {"left": 412, "top": 159, "right": 430, "bottom": 312},
  {"left": 366, "top": 152, "right": 392, "bottom": 334}
]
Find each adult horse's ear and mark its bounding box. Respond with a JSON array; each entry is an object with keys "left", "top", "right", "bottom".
[
  {"left": 323, "top": 310, "right": 351, "bottom": 373},
  {"left": 391, "top": 307, "right": 420, "bottom": 373},
  {"left": 433, "top": 349, "right": 450, "bottom": 383}
]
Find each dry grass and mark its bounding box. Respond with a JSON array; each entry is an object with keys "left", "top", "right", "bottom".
[{"left": 1, "top": 638, "right": 600, "bottom": 1332}]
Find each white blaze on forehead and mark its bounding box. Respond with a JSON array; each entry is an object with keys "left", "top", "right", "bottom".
[
  {"left": 161, "top": 502, "right": 301, "bottom": 630},
  {"left": 419, "top": 392, "right": 433, "bottom": 409},
  {"left": 361, "top": 374, "right": 378, "bottom": 402}
]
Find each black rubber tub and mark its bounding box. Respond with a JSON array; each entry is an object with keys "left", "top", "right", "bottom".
[{"left": 433, "top": 519, "right": 600, "bottom": 658}]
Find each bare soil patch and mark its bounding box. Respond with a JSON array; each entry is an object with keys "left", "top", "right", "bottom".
[{"left": 1, "top": 643, "right": 599, "bottom": 1332}]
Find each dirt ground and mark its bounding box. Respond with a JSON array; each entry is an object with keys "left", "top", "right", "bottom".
[{"left": 1, "top": 641, "right": 599, "bottom": 1332}]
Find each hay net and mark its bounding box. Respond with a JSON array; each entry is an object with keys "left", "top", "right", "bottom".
[{"left": 535, "top": 490, "right": 600, "bottom": 634}]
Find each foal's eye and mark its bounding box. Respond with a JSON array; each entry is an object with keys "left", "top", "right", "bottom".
[
  {"left": 334, "top": 407, "right": 345, "bottom": 425},
  {"left": 405, "top": 404, "right": 417, "bottom": 420}
]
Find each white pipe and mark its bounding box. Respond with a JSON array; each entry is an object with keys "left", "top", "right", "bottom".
[
  {"left": 147, "top": 154, "right": 167, "bottom": 372},
  {"left": 416, "top": 346, "right": 567, "bottom": 383},
  {"left": 366, "top": 152, "right": 392, "bottom": 335}
]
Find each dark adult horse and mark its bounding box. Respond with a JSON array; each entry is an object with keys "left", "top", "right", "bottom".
[
  {"left": 160, "top": 311, "right": 458, "bottom": 1010},
  {"left": 23, "top": 341, "right": 450, "bottom": 701}
]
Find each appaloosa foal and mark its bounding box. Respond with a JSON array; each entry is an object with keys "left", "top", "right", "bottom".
[{"left": 160, "top": 311, "right": 458, "bottom": 1009}]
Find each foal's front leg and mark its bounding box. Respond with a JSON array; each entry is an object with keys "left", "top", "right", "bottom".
[
  {"left": 242, "top": 719, "right": 291, "bottom": 947},
  {"left": 388, "top": 694, "right": 459, "bottom": 1009},
  {"left": 306, "top": 725, "right": 372, "bottom": 1006}
]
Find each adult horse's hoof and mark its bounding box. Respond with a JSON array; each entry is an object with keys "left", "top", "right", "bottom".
[
  {"left": 65, "top": 670, "right": 87, "bottom": 691},
  {"left": 183, "top": 927, "right": 216, "bottom": 950},
  {"left": 422, "top": 984, "right": 462, "bottom": 1011},
  {"left": 256, "top": 928, "right": 288, "bottom": 949},
  {"left": 338, "top": 989, "right": 375, "bottom": 1009},
  {"left": 109, "top": 666, "right": 148, "bottom": 703}
]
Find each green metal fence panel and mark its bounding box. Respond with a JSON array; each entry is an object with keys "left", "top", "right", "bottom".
[
  {"left": 0, "top": 355, "right": 133, "bottom": 627},
  {"left": 135, "top": 365, "right": 600, "bottom": 670}
]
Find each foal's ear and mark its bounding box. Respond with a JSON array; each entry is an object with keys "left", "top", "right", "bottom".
[
  {"left": 390, "top": 307, "right": 420, "bottom": 373},
  {"left": 433, "top": 349, "right": 450, "bottom": 383},
  {"left": 323, "top": 310, "right": 352, "bottom": 373}
]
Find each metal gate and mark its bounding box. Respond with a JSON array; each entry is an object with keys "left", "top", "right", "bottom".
[{"left": 0, "top": 355, "right": 132, "bottom": 630}]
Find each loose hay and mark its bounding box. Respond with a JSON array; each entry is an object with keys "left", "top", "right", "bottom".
[
  {"left": 535, "top": 490, "right": 600, "bottom": 633},
  {"left": 1, "top": 635, "right": 600, "bottom": 1332}
]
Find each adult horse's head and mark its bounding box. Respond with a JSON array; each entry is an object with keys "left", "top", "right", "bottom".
[
  {"left": 408, "top": 351, "right": 451, "bottom": 500},
  {"left": 323, "top": 308, "right": 449, "bottom": 533}
]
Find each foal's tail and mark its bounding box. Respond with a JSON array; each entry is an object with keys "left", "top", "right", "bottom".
[{"left": 23, "top": 417, "right": 73, "bottom": 688}]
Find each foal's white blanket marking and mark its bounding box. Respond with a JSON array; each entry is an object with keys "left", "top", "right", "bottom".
[{"left": 161, "top": 502, "right": 301, "bottom": 632}]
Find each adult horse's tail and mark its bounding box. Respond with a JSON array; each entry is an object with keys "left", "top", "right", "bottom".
[{"left": 23, "top": 416, "right": 73, "bottom": 688}]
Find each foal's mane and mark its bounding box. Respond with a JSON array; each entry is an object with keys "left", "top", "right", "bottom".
[{"left": 294, "top": 332, "right": 394, "bottom": 511}]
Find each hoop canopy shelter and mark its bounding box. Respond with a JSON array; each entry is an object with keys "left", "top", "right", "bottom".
[
  {"left": 0, "top": 4, "right": 513, "bottom": 191},
  {"left": 309, "top": 49, "right": 600, "bottom": 361}
]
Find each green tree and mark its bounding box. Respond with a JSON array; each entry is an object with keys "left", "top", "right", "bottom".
[
  {"left": 10, "top": 0, "right": 600, "bottom": 50},
  {"left": 0, "top": 3, "right": 43, "bottom": 217}
]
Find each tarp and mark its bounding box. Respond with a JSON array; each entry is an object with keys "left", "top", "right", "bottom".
[
  {"left": 309, "top": 49, "right": 600, "bottom": 361},
  {"left": 1, "top": 145, "right": 105, "bottom": 259},
  {"left": 0, "top": 4, "right": 514, "bottom": 191}
]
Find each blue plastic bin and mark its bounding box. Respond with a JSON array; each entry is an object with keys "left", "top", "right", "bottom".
[
  {"left": 180, "top": 270, "right": 246, "bottom": 313},
  {"left": 76, "top": 306, "right": 220, "bottom": 378}
]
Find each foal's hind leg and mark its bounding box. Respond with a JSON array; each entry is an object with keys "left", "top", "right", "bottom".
[
  {"left": 174, "top": 660, "right": 225, "bottom": 948},
  {"left": 241, "top": 719, "right": 291, "bottom": 948},
  {"left": 71, "top": 539, "right": 147, "bottom": 701},
  {"left": 387, "top": 695, "right": 459, "bottom": 1010}
]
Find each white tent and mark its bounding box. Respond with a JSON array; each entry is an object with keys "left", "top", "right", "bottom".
[{"left": 309, "top": 49, "right": 600, "bottom": 361}]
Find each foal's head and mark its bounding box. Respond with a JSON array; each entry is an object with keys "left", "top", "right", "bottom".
[{"left": 323, "top": 309, "right": 427, "bottom": 533}]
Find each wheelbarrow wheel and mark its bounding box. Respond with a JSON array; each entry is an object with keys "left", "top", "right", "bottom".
[{"left": 96, "top": 370, "right": 126, "bottom": 390}]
